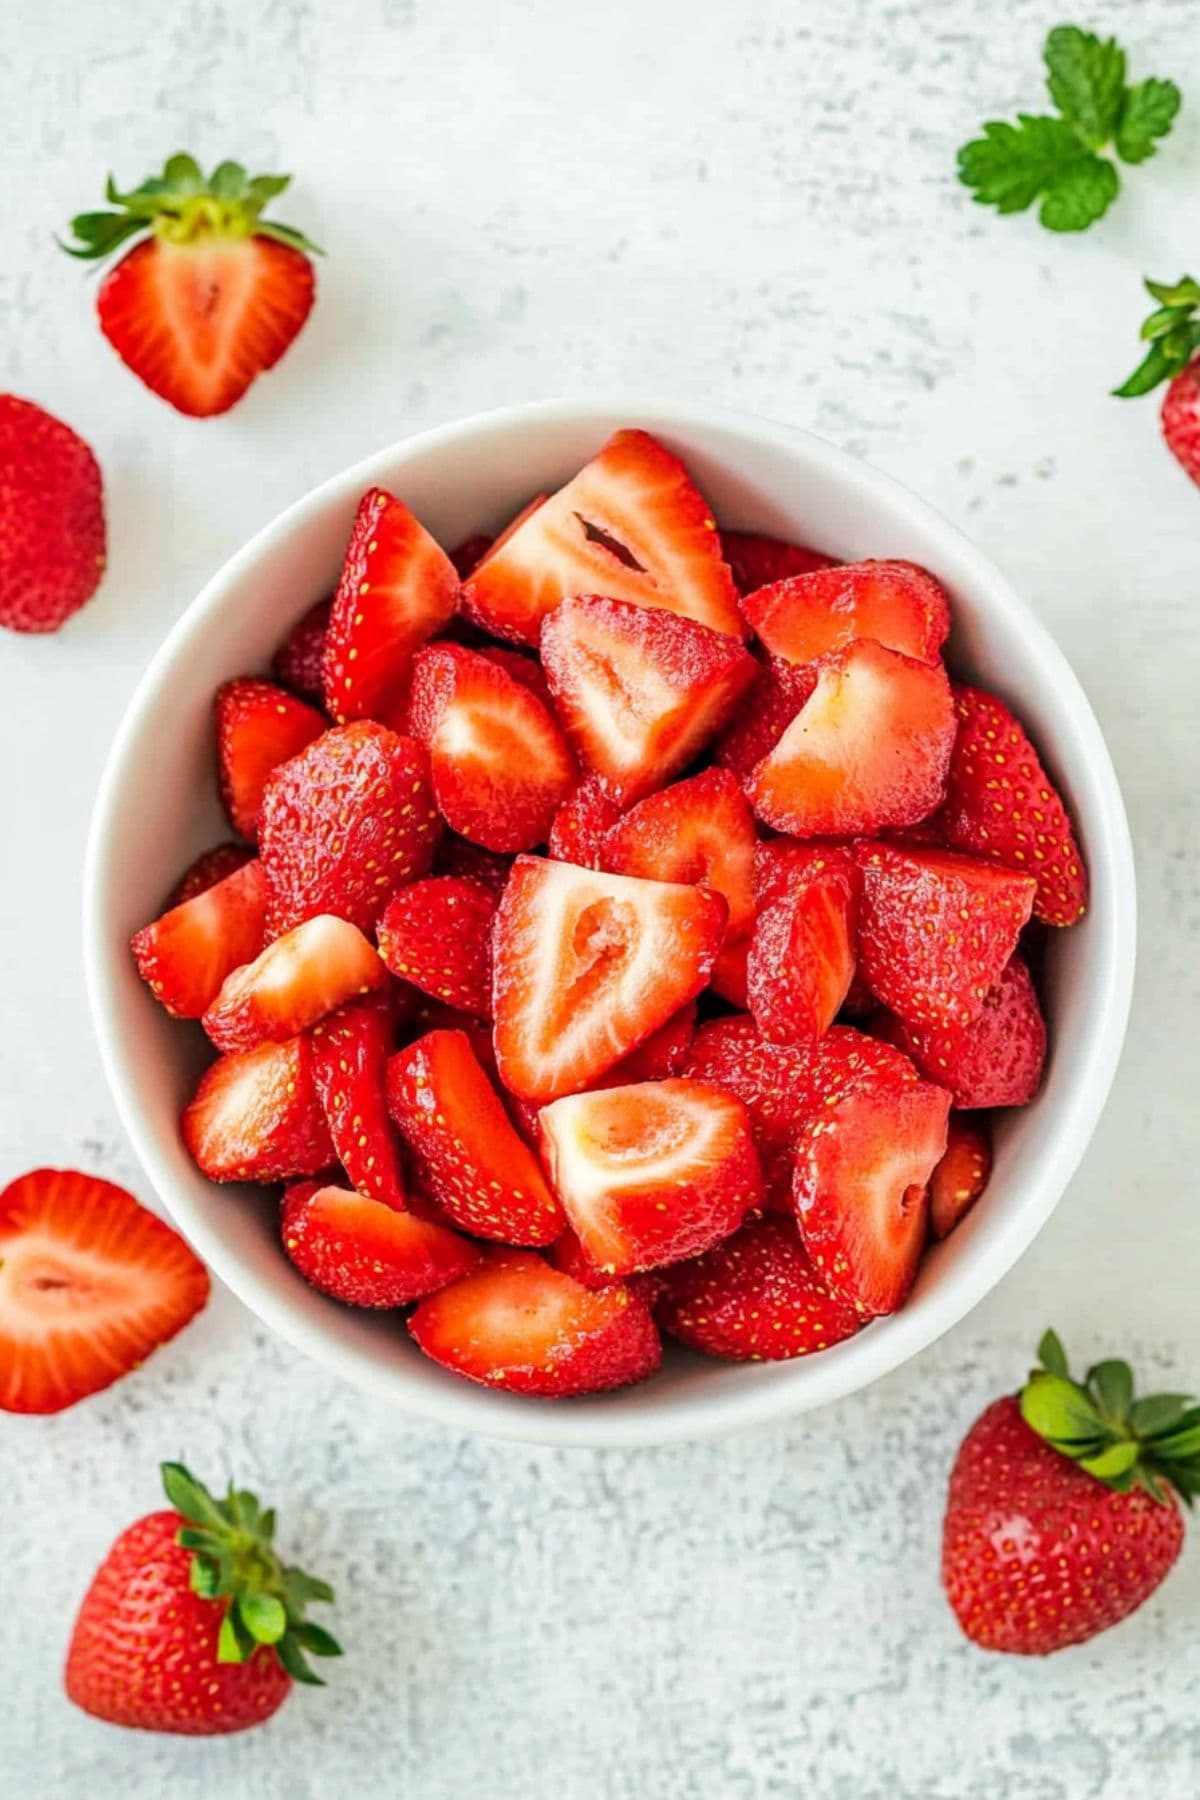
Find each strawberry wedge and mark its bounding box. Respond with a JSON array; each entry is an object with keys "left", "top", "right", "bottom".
[
  {"left": 131, "top": 858, "right": 267, "bottom": 1019},
  {"left": 747, "top": 844, "right": 861, "bottom": 1047},
  {"left": 721, "top": 530, "right": 836, "bottom": 596},
  {"left": 712, "top": 654, "right": 817, "bottom": 782},
  {"left": 600, "top": 767, "right": 756, "bottom": 939},
  {"left": 311, "top": 995, "right": 406, "bottom": 1210},
  {"left": 874, "top": 953, "right": 1047, "bottom": 1108},
  {"left": 460, "top": 428, "right": 741, "bottom": 645},
  {"left": 929, "top": 1114, "right": 993, "bottom": 1240},
  {"left": 742, "top": 559, "right": 951, "bottom": 666},
  {"left": 685, "top": 1017, "right": 822, "bottom": 1212},
  {"left": 378, "top": 875, "right": 497, "bottom": 1017},
  {"left": 491, "top": 857, "right": 727, "bottom": 1100},
  {"left": 182, "top": 1036, "right": 335, "bottom": 1183},
  {"left": 282, "top": 1180, "right": 479, "bottom": 1307},
  {"left": 215, "top": 677, "right": 325, "bottom": 841},
  {"left": 547, "top": 776, "right": 624, "bottom": 869},
  {"left": 203, "top": 913, "right": 388, "bottom": 1052}
]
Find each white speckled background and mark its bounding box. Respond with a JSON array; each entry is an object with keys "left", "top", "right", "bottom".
[{"left": 2, "top": 0, "right": 1199, "bottom": 1793}]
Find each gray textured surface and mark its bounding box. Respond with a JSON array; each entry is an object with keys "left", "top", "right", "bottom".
[{"left": 2, "top": 0, "right": 1200, "bottom": 1794}]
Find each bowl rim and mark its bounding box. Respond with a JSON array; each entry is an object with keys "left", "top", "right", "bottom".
[{"left": 83, "top": 395, "right": 1137, "bottom": 1448}]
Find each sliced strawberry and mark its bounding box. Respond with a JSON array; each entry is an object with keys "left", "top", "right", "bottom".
[
  {"left": 477, "top": 493, "right": 549, "bottom": 561},
  {"left": 711, "top": 654, "right": 817, "bottom": 782},
  {"left": 742, "top": 559, "right": 951, "bottom": 667},
  {"left": 407, "top": 643, "right": 576, "bottom": 851},
  {"left": 311, "top": 995, "right": 406, "bottom": 1209},
  {"left": 940, "top": 683, "right": 1088, "bottom": 927},
  {"left": 378, "top": 875, "right": 496, "bottom": 1018},
  {"left": 476, "top": 646, "right": 555, "bottom": 709},
  {"left": 408, "top": 1252, "right": 661, "bottom": 1396},
  {"left": 748, "top": 639, "right": 955, "bottom": 837},
  {"left": 874, "top": 954, "right": 1047, "bottom": 1108},
  {"left": 929, "top": 1114, "right": 993, "bottom": 1239},
  {"left": 491, "top": 856, "right": 727, "bottom": 1099},
  {"left": 272, "top": 598, "right": 332, "bottom": 705},
  {"left": 721, "top": 530, "right": 837, "bottom": 596},
  {"left": 600, "top": 768, "right": 756, "bottom": 938},
  {"left": 460, "top": 429, "right": 741, "bottom": 645},
  {"left": 131, "top": 858, "right": 267, "bottom": 1019},
  {"left": 215, "top": 677, "right": 326, "bottom": 841},
  {"left": 449, "top": 534, "right": 494, "bottom": 579},
  {"left": 434, "top": 834, "right": 513, "bottom": 896},
  {"left": 855, "top": 843, "right": 1036, "bottom": 1030},
  {"left": 747, "top": 844, "right": 860, "bottom": 1047},
  {"left": 709, "top": 934, "right": 750, "bottom": 1009},
  {"left": 547, "top": 777, "right": 624, "bottom": 869},
  {"left": 655, "top": 1215, "right": 861, "bottom": 1362},
  {"left": 685, "top": 1017, "right": 821, "bottom": 1211},
  {"left": 540, "top": 595, "right": 757, "bottom": 806},
  {"left": 281, "top": 1180, "right": 479, "bottom": 1306},
  {"left": 792, "top": 1028, "right": 950, "bottom": 1316},
  {"left": 387, "top": 1029, "right": 564, "bottom": 1244},
  {"left": 0, "top": 1169, "right": 209, "bottom": 1414},
  {"left": 203, "top": 913, "right": 387, "bottom": 1053},
  {"left": 258, "top": 721, "right": 440, "bottom": 935},
  {"left": 540, "top": 1078, "right": 763, "bottom": 1275},
  {"left": 166, "top": 842, "right": 256, "bottom": 909},
  {"left": 396, "top": 995, "right": 498, "bottom": 1077},
  {"left": 182, "top": 1036, "right": 335, "bottom": 1183},
  {"left": 323, "top": 488, "right": 458, "bottom": 728}
]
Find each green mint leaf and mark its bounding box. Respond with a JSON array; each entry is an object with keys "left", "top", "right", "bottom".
[
  {"left": 1037, "top": 1329, "right": 1070, "bottom": 1379},
  {"left": 1043, "top": 27, "right": 1126, "bottom": 149},
  {"left": 1116, "top": 78, "right": 1182, "bottom": 164},
  {"left": 1039, "top": 154, "right": 1119, "bottom": 231},
  {"left": 957, "top": 115, "right": 1087, "bottom": 216},
  {"left": 1087, "top": 1359, "right": 1134, "bottom": 1423}
]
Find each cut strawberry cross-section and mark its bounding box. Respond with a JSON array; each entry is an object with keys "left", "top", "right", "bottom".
[
  {"left": 711, "top": 654, "right": 817, "bottom": 782},
  {"left": 684, "top": 1017, "right": 822, "bottom": 1212},
  {"left": 742, "top": 558, "right": 951, "bottom": 667},
  {"left": 491, "top": 856, "right": 727, "bottom": 1100},
  {"left": 215, "top": 677, "right": 326, "bottom": 843},
  {"left": 407, "top": 642, "right": 577, "bottom": 852},
  {"left": 378, "top": 875, "right": 497, "bottom": 1019},
  {"left": 323, "top": 487, "right": 458, "bottom": 729},
  {"left": 721, "top": 530, "right": 836, "bottom": 596},
  {"left": 203, "top": 912, "right": 388, "bottom": 1053},
  {"left": 656, "top": 1214, "right": 862, "bottom": 1363},
  {"left": 855, "top": 842, "right": 1037, "bottom": 1031},
  {"left": 281, "top": 1180, "right": 479, "bottom": 1307},
  {"left": 407, "top": 1252, "right": 661, "bottom": 1397},
  {"left": 459, "top": 428, "right": 741, "bottom": 645},
  {"left": 792, "top": 1028, "right": 951, "bottom": 1316},
  {"left": 600, "top": 767, "right": 757, "bottom": 939},
  {"left": 748, "top": 639, "right": 956, "bottom": 837},
  {"left": 387, "top": 1029, "right": 564, "bottom": 1244},
  {"left": 311, "top": 995, "right": 406, "bottom": 1210},
  {"left": 131, "top": 857, "right": 267, "bottom": 1020},
  {"left": 182, "top": 1036, "right": 335, "bottom": 1183},
  {"left": 747, "top": 843, "right": 861, "bottom": 1047},
  {"left": 539, "top": 1077, "right": 764, "bottom": 1275},
  {"left": 540, "top": 595, "right": 757, "bottom": 806},
  {"left": 0, "top": 1168, "right": 210, "bottom": 1414},
  {"left": 874, "top": 952, "right": 1047, "bottom": 1109}
]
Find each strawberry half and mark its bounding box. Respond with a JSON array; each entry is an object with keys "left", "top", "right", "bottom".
[
  {"left": 491, "top": 856, "right": 727, "bottom": 1100},
  {"left": 387, "top": 1029, "right": 564, "bottom": 1244},
  {"left": 855, "top": 843, "right": 1036, "bottom": 1031},
  {"left": 547, "top": 776, "right": 625, "bottom": 869},
  {"left": 711, "top": 654, "right": 817, "bottom": 781},
  {"left": 166, "top": 842, "right": 255, "bottom": 908},
  {"left": 311, "top": 995, "right": 406, "bottom": 1210},
  {"left": 323, "top": 488, "right": 458, "bottom": 728},
  {"left": 540, "top": 1077, "right": 763, "bottom": 1275},
  {"left": 0, "top": 395, "right": 106, "bottom": 634},
  {"left": 64, "top": 155, "right": 319, "bottom": 417},
  {"left": 741, "top": 558, "right": 951, "bottom": 666},
  {"left": 709, "top": 935, "right": 751, "bottom": 1009},
  {"left": 747, "top": 844, "right": 861, "bottom": 1047},
  {"left": 655, "top": 1215, "right": 861, "bottom": 1363},
  {"left": 929, "top": 1115, "right": 993, "bottom": 1239},
  {"left": 875, "top": 953, "right": 1047, "bottom": 1108},
  {"left": 182, "top": 1036, "right": 335, "bottom": 1183},
  {"left": 408, "top": 1252, "right": 661, "bottom": 1397},
  {"left": 940, "top": 684, "right": 1088, "bottom": 927},
  {"left": 132, "top": 858, "right": 267, "bottom": 1019},
  {"left": 378, "top": 875, "right": 497, "bottom": 1017},
  {"left": 204, "top": 913, "right": 387, "bottom": 1052},
  {"left": 540, "top": 595, "right": 757, "bottom": 806},
  {"left": 258, "top": 721, "right": 440, "bottom": 935},
  {"left": 600, "top": 767, "right": 757, "bottom": 938},
  {"left": 0, "top": 1169, "right": 209, "bottom": 1414},
  {"left": 684, "top": 1017, "right": 822, "bottom": 1211},
  {"left": 792, "top": 1028, "right": 950, "bottom": 1316},
  {"left": 459, "top": 428, "right": 741, "bottom": 645},
  {"left": 215, "top": 678, "right": 326, "bottom": 842},
  {"left": 406, "top": 642, "right": 576, "bottom": 852},
  {"left": 272, "top": 598, "right": 332, "bottom": 704},
  {"left": 282, "top": 1180, "right": 479, "bottom": 1306},
  {"left": 721, "top": 530, "right": 836, "bottom": 596},
  {"left": 748, "top": 639, "right": 956, "bottom": 837}
]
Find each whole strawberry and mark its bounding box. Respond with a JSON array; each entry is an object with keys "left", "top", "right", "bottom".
[
  {"left": 66, "top": 1462, "right": 340, "bottom": 1734},
  {"left": 0, "top": 395, "right": 105, "bottom": 632},
  {"left": 943, "top": 1332, "right": 1194, "bottom": 1655},
  {"left": 62, "top": 154, "right": 320, "bottom": 417},
  {"left": 1115, "top": 274, "right": 1200, "bottom": 488}
]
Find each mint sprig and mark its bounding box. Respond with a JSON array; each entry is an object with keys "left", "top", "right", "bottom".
[{"left": 958, "top": 26, "right": 1181, "bottom": 232}]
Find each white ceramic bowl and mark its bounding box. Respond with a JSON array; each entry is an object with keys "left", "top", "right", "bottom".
[{"left": 84, "top": 398, "right": 1136, "bottom": 1448}]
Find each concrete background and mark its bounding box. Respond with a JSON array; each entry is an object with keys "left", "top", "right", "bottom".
[{"left": 2, "top": 0, "right": 1198, "bottom": 1793}]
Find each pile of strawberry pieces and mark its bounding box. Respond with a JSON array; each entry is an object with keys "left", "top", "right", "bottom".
[{"left": 131, "top": 428, "right": 1088, "bottom": 1400}]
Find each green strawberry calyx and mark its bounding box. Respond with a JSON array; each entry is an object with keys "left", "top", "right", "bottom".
[
  {"left": 161, "top": 1461, "right": 342, "bottom": 1685},
  {"left": 60, "top": 153, "right": 322, "bottom": 262},
  {"left": 1114, "top": 275, "right": 1200, "bottom": 398},
  {"left": 1020, "top": 1330, "right": 1200, "bottom": 1506}
]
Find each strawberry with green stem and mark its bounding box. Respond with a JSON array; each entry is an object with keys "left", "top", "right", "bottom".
[{"left": 1115, "top": 276, "right": 1200, "bottom": 488}]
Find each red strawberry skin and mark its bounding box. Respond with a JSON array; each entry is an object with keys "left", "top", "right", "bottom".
[
  {"left": 182, "top": 1036, "right": 335, "bottom": 1183},
  {"left": 215, "top": 677, "right": 326, "bottom": 841},
  {"left": 132, "top": 858, "right": 268, "bottom": 1020},
  {"left": 601, "top": 767, "right": 757, "bottom": 938},
  {"left": 282, "top": 1180, "right": 480, "bottom": 1306},
  {"left": 1162, "top": 358, "right": 1200, "bottom": 487},
  {"left": 65, "top": 1511, "right": 291, "bottom": 1733},
  {"left": 712, "top": 654, "right": 816, "bottom": 782},
  {"left": 0, "top": 395, "right": 106, "bottom": 633},
  {"left": 929, "top": 1115, "right": 992, "bottom": 1239},
  {"left": 685, "top": 1017, "right": 820, "bottom": 1212},
  {"left": 876, "top": 954, "right": 1047, "bottom": 1108},
  {"left": 942, "top": 1396, "right": 1184, "bottom": 1655},
  {"left": 311, "top": 996, "right": 406, "bottom": 1210},
  {"left": 378, "top": 876, "right": 497, "bottom": 1017},
  {"left": 721, "top": 530, "right": 836, "bottom": 596},
  {"left": 166, "top": 842, "right": 255, "bottom": 909},
  {"left": 940, "top": 684, "right": 1088, "bottom": 927},
  {"left": 272, "top": 598, "right": 332, "bottom": 704},
  {"left": 547, "top": 777, "right": 625, "bottom": 869},
  {"left": 0, "top": 1169, "right": 209, "bottom": 1414}
]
